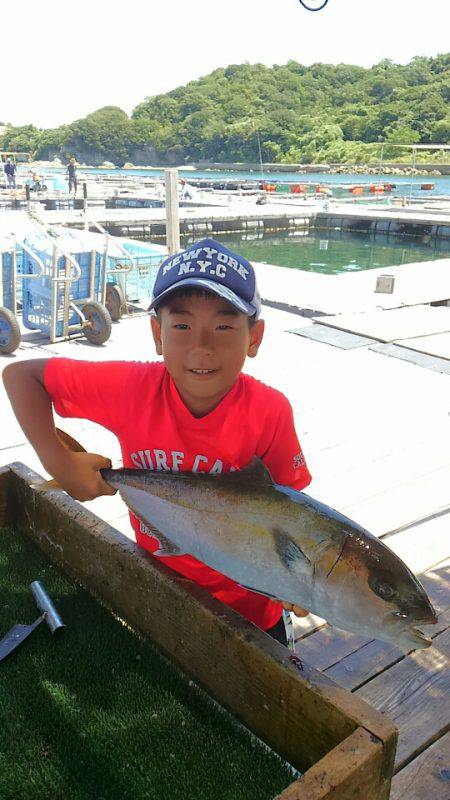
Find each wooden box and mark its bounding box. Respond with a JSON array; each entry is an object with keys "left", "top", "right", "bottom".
[{"left": 0, "top": 463, "right": 398, "bottom": 800}]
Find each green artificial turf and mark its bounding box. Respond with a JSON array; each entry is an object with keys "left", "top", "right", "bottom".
[{"left": 0, "top": 527, "right": 294, "bottom": 800}]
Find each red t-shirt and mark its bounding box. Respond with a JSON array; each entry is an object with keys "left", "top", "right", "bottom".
[{"left": 44, "top": 359, "right": 311, "bottom": 630}]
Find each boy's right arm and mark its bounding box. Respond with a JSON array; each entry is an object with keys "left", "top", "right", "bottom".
[{"left": 2, "top": 360, "right": 116, "bottom": 501}]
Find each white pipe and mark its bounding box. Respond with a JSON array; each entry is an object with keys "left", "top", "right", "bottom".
[
  {"left": 88, "top": 218, "right": 135, "bottom": 274},
  {"left": 28, "top": 221, "right": 81, "bottom": 281},
  {"left": 9, "top": 236, "right": 45, "bottom": 279}
]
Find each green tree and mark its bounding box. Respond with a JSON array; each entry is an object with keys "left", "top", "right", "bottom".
[
  {"left": 0, "top": 124, "right": 41, "bottom": 155},
  {"left": 430, "top": 117, "right": 450, "bottom": 143},
  {"left": 3, "top": 54, "right": 449, "bottom": 166}
]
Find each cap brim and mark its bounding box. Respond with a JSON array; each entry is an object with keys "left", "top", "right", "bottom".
[{"left": 148, "top": 277, "right": 257, "bottom": 316}]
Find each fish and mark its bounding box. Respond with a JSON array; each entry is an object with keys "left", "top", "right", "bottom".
[{"left": 41, "top": 430, "right": 438, "bottom": 651}]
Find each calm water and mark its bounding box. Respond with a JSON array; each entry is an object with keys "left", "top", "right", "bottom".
[
  {"left": 28, "top": 165, "right": 450, "bottom": 274},
  {"left": 187, "top": 229, "right": 450, "bottom": 275},
  {"left": 37, "top": 165, "right": 450, "bottom": 198}
]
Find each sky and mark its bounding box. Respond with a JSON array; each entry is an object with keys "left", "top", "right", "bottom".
[{"left": 3, "top": 0, "right": 449, "bottom": 129}]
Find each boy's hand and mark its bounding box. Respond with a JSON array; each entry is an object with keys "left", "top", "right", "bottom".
[
  {"left": 49, "top": 450, "right": 117, "bottom": 502},
  {"left": 281, "top": 602, "right": 309, "bottom": 618},
  {"left": 2, "top": 360, "right": 116, "bottom": 503}
]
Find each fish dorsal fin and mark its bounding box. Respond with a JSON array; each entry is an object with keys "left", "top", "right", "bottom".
[
  {"left": 56, "top": 428, "right": 87, "bottom": 453},
  {"left": 234, "top": 457, "right": 274, "bottom": 484}
]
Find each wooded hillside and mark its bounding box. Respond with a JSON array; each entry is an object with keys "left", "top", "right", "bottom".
[{"left": 1, "top": 55, "right": 449, "bottom": 166}]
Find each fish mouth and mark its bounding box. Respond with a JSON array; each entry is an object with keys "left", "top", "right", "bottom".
[
  {"left": 403, "top": 625, "right": 433, "bottom": 649},
  {"left": 402, "top": 612, "right": 438, "bottom": 649},
  {"left": 386, "top": 610, "right": 438, "bottom": 650}
]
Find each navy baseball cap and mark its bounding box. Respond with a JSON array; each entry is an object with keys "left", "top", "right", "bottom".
[{"left": 148, "top": 238, "right": 261, "bottom": 318}]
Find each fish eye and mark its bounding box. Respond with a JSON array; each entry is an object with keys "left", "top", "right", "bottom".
[{"left": 370, "top": 577, "right": 396, "bottom": 601}]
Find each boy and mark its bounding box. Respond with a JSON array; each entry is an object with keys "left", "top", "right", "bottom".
[{"left": 3, "top": 238, "right": 311, "bottom": 647}]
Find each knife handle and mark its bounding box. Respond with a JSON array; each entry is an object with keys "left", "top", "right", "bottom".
[{"left": 30, "top": 581, "right": 66, "bottom": 634}]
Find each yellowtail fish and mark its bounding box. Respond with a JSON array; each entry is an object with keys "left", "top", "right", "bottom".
[{"left": 42, "top": 430, "right": 437, "bottom": 650}]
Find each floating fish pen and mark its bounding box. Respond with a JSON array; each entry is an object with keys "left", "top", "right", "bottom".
[
  {"left": 315, "top": 212, "right": 450, "bottom": 240},
  {"left": 103, "top": 213, "right": 312, "bottom": 241},
  {"left": 0, "top": 462, "right": 397, "bottom": 800}
]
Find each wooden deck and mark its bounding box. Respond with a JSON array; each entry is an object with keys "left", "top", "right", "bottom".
[
  {"left": 293, "top": 555, "right": 449, "bottom": 799},
  {"left": 0, "top": 296, "right": 448, "bottom": 798}
]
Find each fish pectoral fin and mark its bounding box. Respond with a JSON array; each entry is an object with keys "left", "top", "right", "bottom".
[
  {"left": 153, "top": 531, "right": 185, "bottom": 557},
  {"left": 273, "top": 528, "right": 311, "bottom": 571}
]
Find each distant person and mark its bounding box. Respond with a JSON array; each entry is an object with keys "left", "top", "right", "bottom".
[
  {"left": 180, "top": 178, "right": 193, "bottom": 201},
  {"left": 66, "top": 157, "right": 78, "bottom": 194},
  {"left": 30, "top": 171, "right": 42, "bottom": 193},
  {"left": 4, "top": 158, "right": 16, "bottom": 189}
]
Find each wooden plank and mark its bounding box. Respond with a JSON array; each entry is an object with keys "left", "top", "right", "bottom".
[
  {"left": 298, "top": 627, "right": 372, "bottom": 672},
  {"left": 3, "top": 462, "right": 397, "bottom": 778},
  {"left": 289, "top": 325, "right": 375, "bottom": 349},
  {"left": 381, "top": 514, "right": 450, "bottom": 573},
  {"left": 296, "top": 343, "right": 450, "bottom": 419},
  {"left": 340, "top": 465, "right": 450, "bottom": 536},
  {"left": 369, "top": 343, "right": 450, "bottom": 376},
  {"left": 356, "top": 627, "right": 450, "bottom": 771},
  {"left": 309, "top": 426, "right": 449, "bottom": 494},
  {"left": 306, "top": 438, "right": 450, "bottom": 516},
  {"left": 390, "top": 731, "right": 450, "bottom": 800},
  {"left": 276, "top": 728, "right": 392, "bottom": 800},
  {"left": 297, "top": 559, "right": 450, "bottom": 675},
  {"left": 319, "top": 306, "right": 450, "bottom": 343},
  {"left": 397, "top": 331, "right": 450, "bottom": 360},
  {"left": 325, "top": 606, "right": 449, "bottom": 693}
]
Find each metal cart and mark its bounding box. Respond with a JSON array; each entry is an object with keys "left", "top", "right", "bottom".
[
  {"left": 0, "top": 235, "right": 45, "bottom": 355},
  {"left": 105, "top": 235, "right": 167, "bottom": 321},
  {"left": 88, "top": 220, "right": 166, "bottom": 321},
  {"left": 21, "top": 226, "right": 112, "bottom": 345}
]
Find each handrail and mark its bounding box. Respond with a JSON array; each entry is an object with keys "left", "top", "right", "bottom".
[
  {"left": 7, "top": 234, "right": 45, "bottom": 279},
  {"left": 86, "top": 214, "right": 136, "bottom": 274},
  {"left": 27, "top": 220, "right": 81, "bottom": 281}
]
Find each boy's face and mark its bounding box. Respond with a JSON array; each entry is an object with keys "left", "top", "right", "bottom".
[{"left": 151, "top": 294, "right": 264, "bottom": 417}]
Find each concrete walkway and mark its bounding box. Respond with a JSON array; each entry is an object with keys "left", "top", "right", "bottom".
[{"left": 255, "top": 257, "right": 450, "bottom": 314}]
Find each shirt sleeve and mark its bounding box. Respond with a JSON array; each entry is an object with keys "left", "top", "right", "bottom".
[
  {"left": 259, "top": 394, "right": 311, "bottom": 491},
  {"left": 44, "top": 358, "right": 151, "bottom": 434}
]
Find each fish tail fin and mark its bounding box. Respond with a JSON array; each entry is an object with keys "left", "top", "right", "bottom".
[
  {"left": 30, "top": 478, "right": 63, "bottom": 491},
  {"left": 55, "top": 428, "right": 87, "bottom": 453}
]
